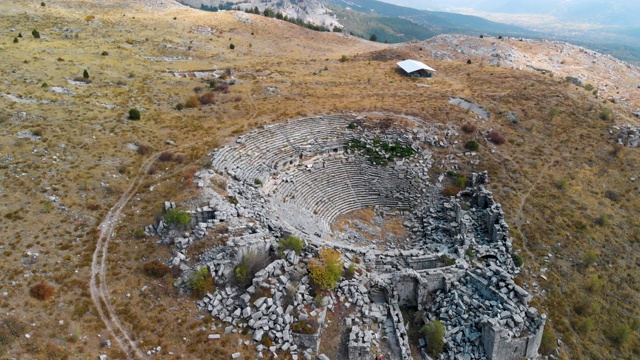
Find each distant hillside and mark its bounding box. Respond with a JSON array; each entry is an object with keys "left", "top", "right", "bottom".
[{"left": 325, "top": 0, "right": 537, "bottom": 39}]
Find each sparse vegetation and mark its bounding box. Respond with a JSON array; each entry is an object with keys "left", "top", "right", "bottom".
[
  {"left": 512, "top": 253, "right": 523, "bottom": 267},
  {"left": 599, "top": 108, "right": 613, "bottom": 121},
  {"left": 584, "top": 83, "right": 595, "bottom": 91}
]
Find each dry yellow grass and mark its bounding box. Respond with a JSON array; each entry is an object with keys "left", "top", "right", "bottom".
[{"left": 0, "top": 0, "right": 638, "bottom": 359}]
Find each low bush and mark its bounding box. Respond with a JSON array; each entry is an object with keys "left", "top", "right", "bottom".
[
  {"left": 158, "top": 151, "right": 174, "bottom": 162},
  {"left": 278, "top": 236, "right": 304, "bottom": 256},
  {"left": 464, "top": 140, "right": 480, "bottom": 151},
  {"left": 164, "top": 208, "right": 191, "bottom": 226},
  {"left": 30, "top": 282, "right": 55, "bottom": 300},
  {"left": 128, "top": 108, "right": 140, "bottom": 120},
  {"left": 229, "top": 43, "right": 235, "bottom": 50},
  {"left": 599, "top": 109, "right": 613, "bottom": 121},
  {"left": 512, "top": 253, "right": 523, "bottom": 267},
  {"left": 198, "top": 92, "right": 216, "bottom": 105},
  {"left": 234, "top": 252, "right": 270, "bottom": 287},
  {"left": 584, "top": 83, "right": 595, "bottom": 91},
  {"left": 133, "top": 228, "right": 145, "bottom": 239},
  {"left": 101, "top": 51, "right": 109, "bottom": 56},
  {"left": 461, "top": 123, "right": 477, "bottom": 133},
  {"left": 185, "top": 96, "right": 200, "bottom": 108},
  {"left": 422, "top": 320, "right": 445, "bottom": 357},
  {"left": 344, "top": 263, "right": 356, "bottom": 279},
  {"left": 442, "top": 186, "right": 461, "bottom": 197},
  {"left": 488, "top": 130, "right": 506, "bottom": 145},
  {"left": 187, "top": 267, "right": 214, "bottom": 297},
  {"left": 454, "top": 175, "right": 467, "bottom": 188},
  {"left": 136, "top": 144, "right": 151, "bottom": 155},
  {"left": 141, "top": 260, "right": 170, "bottom": 278},
  {"left": 608, "top": 324, "right": 631, "bottom": 346},
  {"left": 32, "top": 29, "right": 40, "bottom": 39}
]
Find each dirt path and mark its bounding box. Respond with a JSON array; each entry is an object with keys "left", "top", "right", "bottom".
[
  {"left": 89, "top": 86, "right": 260, "bottom": 359},
  {"left": 90, "top": 152, "right": 160, "bottom": 359}
]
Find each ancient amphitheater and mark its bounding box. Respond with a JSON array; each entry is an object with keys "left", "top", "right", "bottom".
[{"left": 148, "top": 114, "right": 546, "bottom": 360}]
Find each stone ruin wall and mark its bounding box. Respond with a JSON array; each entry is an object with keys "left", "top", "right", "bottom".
[{"left": 145, "top": 115, "right": 546, "bottom": 360}]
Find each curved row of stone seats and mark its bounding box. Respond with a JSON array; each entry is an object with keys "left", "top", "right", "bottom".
[
  {"left": 269, "top": 156, "right": 417, "bottom": 226},
  {"left": 211, "top": 116, "right": 355, "bottom": 184}
]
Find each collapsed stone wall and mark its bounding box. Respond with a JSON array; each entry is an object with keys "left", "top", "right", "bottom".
[{"left": 146, "top": 115, "right": 545, "bottom": 360}]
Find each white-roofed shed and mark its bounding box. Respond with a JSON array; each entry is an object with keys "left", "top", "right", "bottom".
[{"left": 397, "top": 59, "right": 436, "bottom": 77}]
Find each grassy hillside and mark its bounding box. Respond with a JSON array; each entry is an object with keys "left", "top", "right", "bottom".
[{"left": 0, "top": 0, "right": 638, "bottom": 359}]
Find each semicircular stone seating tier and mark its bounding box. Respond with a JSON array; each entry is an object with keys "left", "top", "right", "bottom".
[{"left": 210, "top": 115, "right": 421, "bottom": 237}]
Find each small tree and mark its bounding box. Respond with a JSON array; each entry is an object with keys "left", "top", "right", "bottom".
[
  {"left": 128, "top": 108, "right": 141, "bottom": 120},
  {"left": 308, "top": 247, "right": 343, "bottom": 291},
  {"left": 422, "top": 320, "right": 445, "bottom": 357},
  {"left": 32, "top": 29, "right": 40, "bottom": 39},
  {"left": 83, "top": 69, "right": 89, "bottom": 79},
  {"left": 41, "top": 2, "right": 46, "bottom": 6},
  {"left": 229, "top": 43, "right": 235, "bottom": 50},
  {"left": 369, "top": 34, "right": 377, "bottom": 42},
  {"left": 466, "top": 59, "right": 472, "bottom": 64},
  {"left": 13, "top": 37, "right": 18, "bottom": 43}
]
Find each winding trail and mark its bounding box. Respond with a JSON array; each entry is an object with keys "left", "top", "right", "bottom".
[{"left": 89, "top": 87, "right": 260, "bottom": 358}]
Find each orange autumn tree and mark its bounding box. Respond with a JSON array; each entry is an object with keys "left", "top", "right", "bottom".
[{"left": 308, "top": 247, "right": 343, "bottom": 291}]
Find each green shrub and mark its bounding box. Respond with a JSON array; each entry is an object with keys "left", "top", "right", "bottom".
[
  {"left": 278, "top": 236, "right": 304, "bottom": 256},
  {"left": 575, "top": 317, "right": 595, "bottom": 334},
  {"left": 586, "top": 274, "right": 604, "bottom": 292},
  {"left": 608, "top": 324, "right": 631, "bottom": 346},
  {"left": 32, "top": 29, "right": 40, "bottom": 39},
  {"left": 41, "top": 82, "right": 48, "bottom": 88},
  {"left": 439, "top": 255, "right": 456, "bottom": 266},
  {"left": 187, "top": 267, "right": 214, "bottom": 297},
  {"left": 13, "top": 37, "right": 18, "bottom": 43},
  {"left": 584, "top": 83, "right": 595, "bottom": 91},
  {"left": 229, "top": 43, "right": 235, "bottom": 50},
  {"left": 595, "top": 214, "right": 610, "bottom": 227},
  {"left": 101, "top": 51, "right": 109, "bottom": 56},
  {"left": 340, "top": 55, "right": 348, "bottom": 62},
  {"left": 582, "top": 251, "right": 598, "bottom": 267},
  {"left": 133, "top": 228, "right": 145, "bottom": 239},
  {"left": 421, "top": 320, "right": 445, "bottom": 357},
  {"left": 41, "top": 2, "right": 45, "bottom": 6},
  {"left": 128, "top": 108, "right": 141, "bottom": 120},
  {"left": 465, "top": 247, "right": 474, "bottom": 259},
  {"left": 599, "top": 109, "right": 613, "bottom": 121},
  {"left": 234, "top": 252, "right": 269, "bottom": 287},
  {"left": 83, "top": 69, "right": 89, "bottom": 79},
  {"left": 347, "top": 122, "right": 357, "bottom": 129},
  {"left": 454, "top": 175, "right": 467, "bottom": 188},
  {"left": 464, "top": 140, "right": 479, "bottom": 151},
  {"left": 254, "top": 178, "right": 263, "bottom": 185},
  {"left": 142, "top": 260, "right": 170, "bottom": 278},
  {"left": 164, "top": 208, "right": 191, "bottom": 226},
  {"left": 512, "top": 253, "right": 523, "bottom": 267},
  {"left": 308, "top": 247, "right": 343, "bottom": 291}
]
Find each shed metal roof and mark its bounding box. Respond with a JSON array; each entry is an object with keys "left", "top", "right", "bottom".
[{"left": 397, "top": 59, "right": 436, "bottom": 73}]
